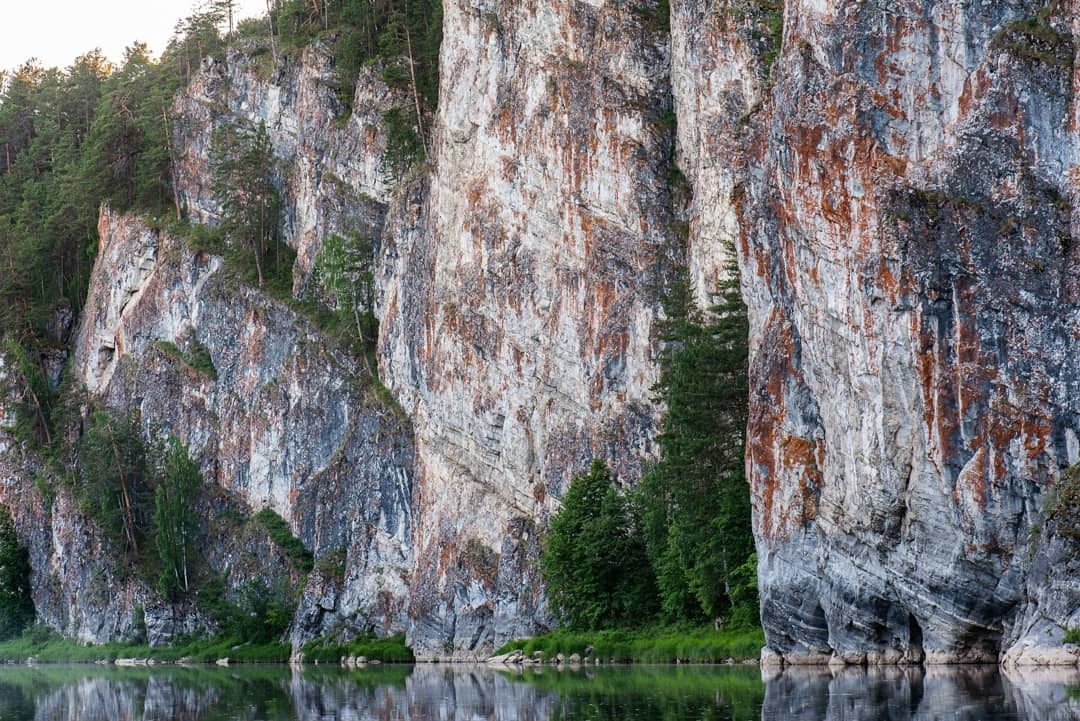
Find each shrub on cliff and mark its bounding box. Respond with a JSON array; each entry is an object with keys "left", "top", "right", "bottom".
[
  {"left": 541, "top": 460, "right": 658, "bottom": 630},
  {"left": 77, "top": 410, "right": 154, "bottom": 560},
  {"left": 0, "top": 506, "right": 34, "bottom": 640}
]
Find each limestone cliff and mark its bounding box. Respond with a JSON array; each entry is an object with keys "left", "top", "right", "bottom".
[
  {"left": 733, "top": 0, "right": 1080, "bottom": 664},
  {"left": 24, "top": 0, "right": 1080, "bottom": 664}
]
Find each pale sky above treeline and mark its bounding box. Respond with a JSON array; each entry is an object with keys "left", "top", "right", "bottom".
[{"left": 2, "top": 1, "right": 268, "bottom": 75}]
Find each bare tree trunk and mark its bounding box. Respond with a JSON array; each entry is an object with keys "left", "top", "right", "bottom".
[
  {"left": 107, "top": 427, "right": 139, "bottom": 555},
  {"left": 401, "top": 7, "right": 427, "bottom": 153},
  {"left": 265, "top": 0, "right": 278, "bottom": 64},
  {"left": 162, "top": 109, "right": 182, "bottom": 220}
]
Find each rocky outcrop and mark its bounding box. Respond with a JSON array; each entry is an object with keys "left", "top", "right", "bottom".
[
  {"left": 72, "top": 208, "right": 415, "bottom": 642},
  {"left": 22, "top": 0, "right": 1078, "bottom": 664},
  {"left": 172, "top": 38, "right": 403, "bottom": 294},
  {"left": 165, "top": 8, "right": 677, "bottom": 655},
  {"left": 737, "top": 0, "right": 1080, "bottom": 664}
]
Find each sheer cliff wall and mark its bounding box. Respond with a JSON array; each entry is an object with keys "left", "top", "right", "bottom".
[{"left": 42, "top": 0, "right": 1080, "bottom": 663}]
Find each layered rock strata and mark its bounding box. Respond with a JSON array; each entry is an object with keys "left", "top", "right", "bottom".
[
  {"left": 73, "top": 208, "right": 415, "bottom": 642},
  {"left": 16, "top": 0, "right": 1079, "bottom": 663},
  {"left": 738, "top": 0, "right": 1080, "bottom": 664}
]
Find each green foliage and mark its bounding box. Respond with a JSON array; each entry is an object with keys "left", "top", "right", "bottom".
[
  {"left": 270, "top": 0, "right": 443, "bottom": 149},
  {"left": 300, "top": 632, "right": 413, "bottom": 663},
  {"left": 381, "top": 107, "right": 425, "bottom": 180},
  {"left": 76, "top": 410, "right": 153, "bottom": 559},
  {"left": 0, "top": 624, "right": 290, "bottom": 663},
  {"left": 0, "top": 13, "right": 228, "bottom": 433},
  {"left": 634, "top": 0, "right": 671, "bottom": 34},
  {"left": 315, "top": 232, "right": 377, "bottom": 349},
  {"left": 1065, "top": 627, "right": 1080, "bottom": 644},
  {"left": 254, "top": 507, "right": 314, "bottom": 572},
  {"left": 315, "top": 548, "right": 347, "bottom": 580},
  {"left": 1, "top": 338, "right": 56, "bottom": 446},
  {"left": 153, "top": 438, "right": 202, "bottom": 599},
  {"left": 541, "top": 460, "right": 658, "bottom": 630},
  {"left": 154, "top": 339, "right": 217, "bottom": 379},
  {"left": 0, "top": 507, "right": 35, "bottom": 640},
  {"left": 496, "top": 625, "right": 765, "bottom": 664},
  {"left": 995, "top": 6, "right": 1075, "bottom": 70},
  {"left": 210, "top": 122, "right": 281, "bottom": 288},
  {"left": 196, "top": 575, "right": 296, "bottom": 645},
  {"left": 1046, "top": 464, "right": 1080, "bottom": 548},
  {"left": 637, "top": 255, "right": 756, "bottom": 626}
]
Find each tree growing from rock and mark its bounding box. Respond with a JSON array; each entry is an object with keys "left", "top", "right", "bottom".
[
  {"left": 153, "top": 438, "right": 202, "bottom": 599},
  {"left": 210, "top": 121, "right": 280, "bottom": 287}
]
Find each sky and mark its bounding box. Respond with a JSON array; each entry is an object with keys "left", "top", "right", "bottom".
[{"left": 2, "top": 1, "right": 269, "bottom": 75}]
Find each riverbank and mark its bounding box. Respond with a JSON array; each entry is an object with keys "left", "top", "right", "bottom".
[
  {"left": 492, "top": 625, "right": 765, "bottom": 664},
  {"left": 0, "top": 624, "right": 762, "bottom": 666},
  {"left": 0, "top": 627, "right": 412, "bottom": 665},
  {"left": 0, "top": 627, "right": 290, "bottom": 664}
]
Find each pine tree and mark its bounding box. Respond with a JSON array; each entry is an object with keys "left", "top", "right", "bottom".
[
  {"left": 210, "top": 122, "right": 280, "bottom": 287},
  {"left": 77, "top": 411, "right": 152, "bottom": 558}
]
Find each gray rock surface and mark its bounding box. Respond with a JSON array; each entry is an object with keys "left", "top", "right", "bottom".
[
  {"left": 735, "top": 0, "right": 1080, "bottom": 664},
  {"left": 6, "top": 0, "right": 1080, "bottom": 664}
]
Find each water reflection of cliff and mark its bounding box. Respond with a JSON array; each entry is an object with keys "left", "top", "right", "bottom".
[
  {"left": 761, "top": 666, "right": 1080, "bottom": 721},
  {"left": 0, "top": 664, "right": 1077, "bottom": 720}
]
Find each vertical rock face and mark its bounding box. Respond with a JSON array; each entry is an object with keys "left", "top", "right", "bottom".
[
  {"left": 172, "top": 39, "right": 402, "bottom": 293},
  {"left": 379, "top": 0, "right": 674, "bottom": 657},
  {"left": 44, "top": 0, "right": 1079, "bottom": 662},
  {"left": 72, "top": 208, "right": 415, "bottom": 640},
  {"left": 163, "top": 9, "right": 676, "bottom": 656},
  {"left": 740, "top": 0, "right": 1079, "bottom": 662}
]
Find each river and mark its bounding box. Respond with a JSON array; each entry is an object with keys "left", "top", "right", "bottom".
[{"left": 0, "top": 663, "right": 1075, "bottom": 720}]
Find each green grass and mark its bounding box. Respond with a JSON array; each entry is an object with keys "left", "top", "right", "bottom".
[
  {"left": 299, "top": 633, "right": 414, "bottom": 663},
  {"left": 0, "top": 626, "right": 290, "bottom": 664},
  {"left": 153, "top": 339, "right": 218, "bottom": 380},
  {"left": 1065, "top": 627, "right": 1080, "bottom": 644},
  {"left": 254, "top": 508, "right": 314, "bottom": 572},
  {"left": 495, "top": 625, "right": 765, "bottom": 663}
]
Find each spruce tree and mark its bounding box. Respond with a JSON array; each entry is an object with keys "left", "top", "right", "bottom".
[
  {"left": 0, "top": 506, "right": 34, "bottom": 640},
  {"left": 541, "top": 460, "right": 657, "bottom": 630}
]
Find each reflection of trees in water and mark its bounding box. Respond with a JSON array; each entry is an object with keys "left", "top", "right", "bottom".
[
  {"left": 0, "top": 663, "right": 1077, "bottom": 720},
  {"left": 0, "top": 680, "right": 34, "bottom": 720}
]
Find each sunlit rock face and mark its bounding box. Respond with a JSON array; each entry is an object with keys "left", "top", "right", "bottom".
[
  {"left": 737, "top": 0, "right": 1080, "bottom": 664},
  {"left": 378, "top": 0, "right": 676, "bottom": 658}
]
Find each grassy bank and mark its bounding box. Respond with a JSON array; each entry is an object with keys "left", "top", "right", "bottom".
[
  {"left": 495, "top": 625, "right": 765, "bottom": 664},
  {"left": 0, "top": 627, "right": 415, "bottom": 665},
  {"left": 299, "top": 633, "right": 414, "bottom": 664},
  {"left": 0, "top": 627, "right": 290, "bottom": 664}
]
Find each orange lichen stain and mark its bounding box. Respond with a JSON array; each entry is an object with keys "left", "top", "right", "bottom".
[
  {"left": 746, "top": 310, "right": 823, "bottom": 541},
  {"left": 953, "top": 445, "right": 988, "bottom": 510}
]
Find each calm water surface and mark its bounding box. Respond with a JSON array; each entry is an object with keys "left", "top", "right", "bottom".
[{"left": 0, "top": 663, "right": 1076, "bottom": 720}]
